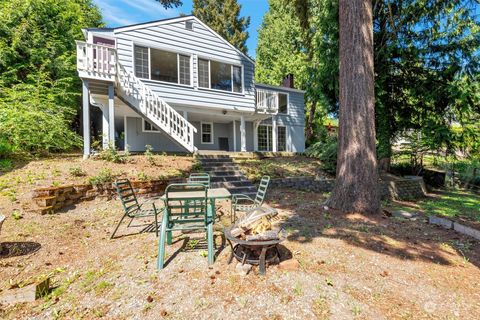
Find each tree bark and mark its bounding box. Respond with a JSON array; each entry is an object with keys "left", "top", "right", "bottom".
[
  {"left": 305, "top": 101, "right": 317, "bottom": 143},
  {"left": 325, "top": 0, "right": 380, "bottom": 214}
]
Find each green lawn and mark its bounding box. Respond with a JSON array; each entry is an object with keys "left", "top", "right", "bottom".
[{"left": 388, "top": 189, "right": 480, "bottom": 222}]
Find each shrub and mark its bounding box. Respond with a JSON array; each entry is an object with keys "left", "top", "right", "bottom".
[
  {"left": 145, "top": 145, "right": 155, "bottom": 165},
  {"left": 137, "top": 171, "right": 149, "bottom": 181},
  {"left": 305, "top": 137, "right": 337, "bottom": 174},
  {"left": 69, "top": 166, "right": 86, "bottom": 177},
  {"left": 88, "top": 169, "right": 114, "bottom": 185},
  {"left": 0, "top": 137, "right": 13, "bottom": 159},
  {"left": 98, "top": 144, "right": 126, "bottom": 164}
]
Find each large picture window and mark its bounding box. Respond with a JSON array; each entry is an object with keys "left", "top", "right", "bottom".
[
  {"left": 134, "top": 45, "right": 191, "bottom": 86},
  {"left": 198, "top": 59, "right": 243, "bottom": 93},
  {"left": 277, "top": 126, "right": 287, "bottom": 151}
]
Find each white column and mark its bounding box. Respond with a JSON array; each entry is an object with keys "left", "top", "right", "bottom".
[
  {"left": 233, "top": 120, "right": 237, "bottom": 152},
  {"left": 253, "top": 121, "right": 259, "bottom": 151},
  {"left": 82, "top": 80, "right": 90, "bottom": 159},
  {"left": 102, "top": 106, "right": 109, "bottom": 149},
  {"left": 108, "top": 84, "right": 115, "bottom": 148},
  {"left": 272, "top": 115, "right": 278, "bottom": 152},
  {"left": 240, "top": 115, "right": 246, "bottom": 152}
]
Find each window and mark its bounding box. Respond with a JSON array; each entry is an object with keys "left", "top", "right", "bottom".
[
  {"left": 210, "top": 60, "right": 231, "bottom": 91},
  {"left": 179, "top": 55, "right": 190, "bottom": 85},
  {"left": 201, "top": 122, "right": 213, "bottom": 144},
  {"left": 257, "top": 125, "right": 272, "bottom": 151},
  {"left": 150, "top": 48, "right": 177, "bottom": 83},
  {"left": 143, "top": 119, "right": 159, "bottom": 132},
  {"left": 198, "top": 59, "right": 209, "bottom": 88},
  {"left": 198, "top": 59, "right": 243, "bottom": 93},
  {"left": 185, "top": 20, "right": 193, "bottom": 30},
  {"left": 233, "top": 66, "right": 242, "bottom": 93},
  {"left": 277, "top": 126, "right": 287, "bottom": 151},
  {"left": 278, "top": 93, "right": 288, "bottom": 114},
  {"left": 134, "top": 46, "right": 149, "bottom": 79},
  {"left": 134, "top": 46, "right": 191, "bottom": 86}
]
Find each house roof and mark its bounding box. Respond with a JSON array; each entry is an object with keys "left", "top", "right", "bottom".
[{"left": 86, "top": 15, "right": 254, "bottom": 64}]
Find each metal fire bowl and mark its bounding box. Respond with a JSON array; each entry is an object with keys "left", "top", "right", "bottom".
[{"left": 224, "top": 226, "right": 287, "bottom": 247}]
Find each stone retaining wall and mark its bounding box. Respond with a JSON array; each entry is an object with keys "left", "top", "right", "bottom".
[
  {"left": 31, "top": 178, "right": 184, "bottom": 214},
  {"left": 270, "top": 176, "right": 426, "bottom": 201}
]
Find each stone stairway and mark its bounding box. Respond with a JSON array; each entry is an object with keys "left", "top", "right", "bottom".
[{"left": 197, "top": 155, "right": 257, "bottom": 198}]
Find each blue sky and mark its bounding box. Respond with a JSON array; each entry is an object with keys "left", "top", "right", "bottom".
[{"left": 92, "top": 0, "right": 269, "bottom": 57}]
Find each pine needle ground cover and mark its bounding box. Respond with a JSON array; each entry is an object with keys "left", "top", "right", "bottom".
[{"left": 1, "top": 178, "right": 480, "bottom": 319}]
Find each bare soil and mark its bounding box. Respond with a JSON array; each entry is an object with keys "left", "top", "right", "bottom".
[{"left": 1, "top": 186, "right": 480, "bottom": 319}]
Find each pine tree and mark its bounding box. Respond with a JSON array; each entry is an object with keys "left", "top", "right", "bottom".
[{"left": 192, "top": 0, "right": 250, "bottom": 54}]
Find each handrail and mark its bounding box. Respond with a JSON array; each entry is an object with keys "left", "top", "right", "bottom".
[
  {"left": 117, "top": 62, "right": 197, "bottom": 152},
  {"left": 256, "top": 89, "right": 278, "bottom": 114},
  {"left": 76, "top": 41, "right": 116, "bottom": 75}
]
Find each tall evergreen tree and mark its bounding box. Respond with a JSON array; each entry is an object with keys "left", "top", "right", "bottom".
[{"left": 192, "top": 0, "right": 250, "bottom": 54}]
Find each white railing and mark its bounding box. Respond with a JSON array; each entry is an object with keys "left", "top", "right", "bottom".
[
  {"left": 117, "top": 63, "right": 197, "bottom": 152},
  {"left": 76, "top": 41, "right": 116, "bottom": 76},
  {"left": 256, "top": 89, "right": 278, "bottom": 114}
]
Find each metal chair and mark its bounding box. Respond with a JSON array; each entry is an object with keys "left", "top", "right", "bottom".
[
  {"left": 231, "top": 176, "right": 271, "bottom": 223},
  {"left": 187, "top": 173, "right": 210, "bottom": 187},
  {"left": 157, "top": 183, "right": 214, "bottom": 269},
  {"left": 111, "top": 179, "right": 161, "bottom": 239}
]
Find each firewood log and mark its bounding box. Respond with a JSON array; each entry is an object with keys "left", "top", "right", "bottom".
[{"left": 245, "top": 230, "right": 279, "bottom": 241}]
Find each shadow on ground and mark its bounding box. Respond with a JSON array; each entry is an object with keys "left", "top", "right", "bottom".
[
  {"left": 268, "top": 188, "right": 480, "bottom": 269},
  {"left": 0, "top": 241, "right": 41, "bottom": 259}
]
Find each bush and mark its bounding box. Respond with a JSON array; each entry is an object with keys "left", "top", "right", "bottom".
[
  {"left": 0, "top": 137, "right": 13, "bottom": 159},
  {"left": 305, "top": 137, "right": 337, "bottom": 174},
  {"left": 69, "top": 166, "right": 86, "bottom": 177},
  {"left": 88, "top": 169, "right": 115, "bottom": 185},
  {"left": 98, "top": 144, "right": 126, "bottom": 164}
]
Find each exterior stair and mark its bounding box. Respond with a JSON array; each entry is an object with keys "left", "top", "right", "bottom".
[
  {"left": 197, "top": 155, "right": 257, "bottom": 198},
  {"left": 76, "top": 41, "right": 196, "bottom": 153}
]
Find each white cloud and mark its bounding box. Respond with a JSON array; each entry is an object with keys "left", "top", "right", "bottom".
[{"left": 118, "top": 0, "right": 179, "bottom": 17}]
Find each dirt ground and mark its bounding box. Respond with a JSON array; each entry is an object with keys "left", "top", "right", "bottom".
[
  {"left": 1, "top": 187, "right": 480, "bottom": 319},
  {"left": 0, "top": 154, "right": 194, "bottom": 214}
]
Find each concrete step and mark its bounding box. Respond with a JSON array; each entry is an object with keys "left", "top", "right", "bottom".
[
  {"left": 227, "top": 186, "right": 258, "bottom": 195},
  {"left": 207, "top": 170, "right": 244, "bottom": 177},
  {"left": 202, "top": 165, "right": 240, "bottom": 171},
  {"left": 198, "top": 158, "right": 233, "bottom": 164},
  {"left": 211, "top": 176, "right": 247, "bottom": 183},
  {"left": 196, "top": 155, "right": 231, "bottom": 159},
  {"left": 211, "top": 181, "right": 253, "bottom": 188}
]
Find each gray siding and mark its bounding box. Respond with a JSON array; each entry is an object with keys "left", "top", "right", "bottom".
[
  {"left": 114, "top": 19, "right": 255, "bottom": 111},
  {"left": 125, "top": 117, "right": 185, "bottom": 152}
]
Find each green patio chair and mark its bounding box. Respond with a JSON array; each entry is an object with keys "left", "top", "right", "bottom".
[
  {"left": 231, "top": 176, "right": 270, "bottom": 223},
  {"left": 111, "top": 179, "right": 161, "bottom": 239},
  {"left": 187, "top": 173, "right": 210, "bottom": 187},
  {"left": 157, "top": 183, "right": 214, "bottom": 269}
]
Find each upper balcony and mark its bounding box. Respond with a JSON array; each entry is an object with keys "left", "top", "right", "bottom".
[
  {"left": 76, "top": 41, "right": 116, "bottom": 82},
  {"left": 255, "top": 89, "right": 279, "bottom": 115}
]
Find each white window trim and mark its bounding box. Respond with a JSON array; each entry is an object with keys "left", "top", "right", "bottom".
[
  {"left": 133, "top": 43, "right": 193, "bottom": 87},
  {"left": 197, "top": 56, "right": 244, "bottom": 95},
  {"left": 201, "top": 122, "right": 214, "bottom": 144},
  {"left": 278, "top": 92, "right": 289, "bottom": 115},
  {"left": 256, "top": 124, "right": 288, "bottom": 151},
  {"left": 142, "top": 119, "right": 160, "bottom": 133},
  {"left": 257, "top": 124, "right": 273, "bottom": 151}
]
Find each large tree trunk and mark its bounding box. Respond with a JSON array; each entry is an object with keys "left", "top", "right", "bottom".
[{"left": 325, "top": 0, "right": 380, "bottom": 214}]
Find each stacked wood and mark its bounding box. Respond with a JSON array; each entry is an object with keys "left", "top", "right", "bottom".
[{"left": 230, "top": 207, "right": 280, "bottom": 241}]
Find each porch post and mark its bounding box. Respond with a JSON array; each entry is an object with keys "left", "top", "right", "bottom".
[
  {"left": 102, "top": 106, "right": 109, "bottom": 149},
  {"left": 240, "top": 115, "right": 246, "bottom": 152},
  {"left": 82, "top": 80, "right": 90, "bottom": 159},
  {"left": 108, "top": 84, "right": 115, "bottom": 148},
  {"left": 233, "top": 120, "right": 237, "bottom": 152},
  {"left": 272, "top": 115, "right": 278, "bottom": 152},
  {"left": 253, "top": 121, "right": 259, "bottom": 151}
]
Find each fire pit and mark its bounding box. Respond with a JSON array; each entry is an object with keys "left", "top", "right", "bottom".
[{"left": 225, "top": 207, "right": 286, "bottom": 275}]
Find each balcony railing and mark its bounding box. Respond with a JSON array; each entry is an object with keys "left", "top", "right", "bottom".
[
  {"left": 256, "top": 89, "right": 278, "bottom": 114},
  {"left": 76, "top": 41, "right": 116, "bottom": 77}
]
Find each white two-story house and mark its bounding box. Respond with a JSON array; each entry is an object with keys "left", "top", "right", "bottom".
[{"left": 76, "top": 15, "right": 305, "bottom": 156}]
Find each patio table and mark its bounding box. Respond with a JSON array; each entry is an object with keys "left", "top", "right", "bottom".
[{"left": 160, "top": 187, "right": 231, "bottom": 264}]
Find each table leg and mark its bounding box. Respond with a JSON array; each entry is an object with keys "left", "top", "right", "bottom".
[{"left": 207, "top": 199, "right": 215, "bottom": 265}]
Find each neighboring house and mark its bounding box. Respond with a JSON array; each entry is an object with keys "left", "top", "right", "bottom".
[{"left": 76, "top": 15, "right": 305, "bottom": 156}]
